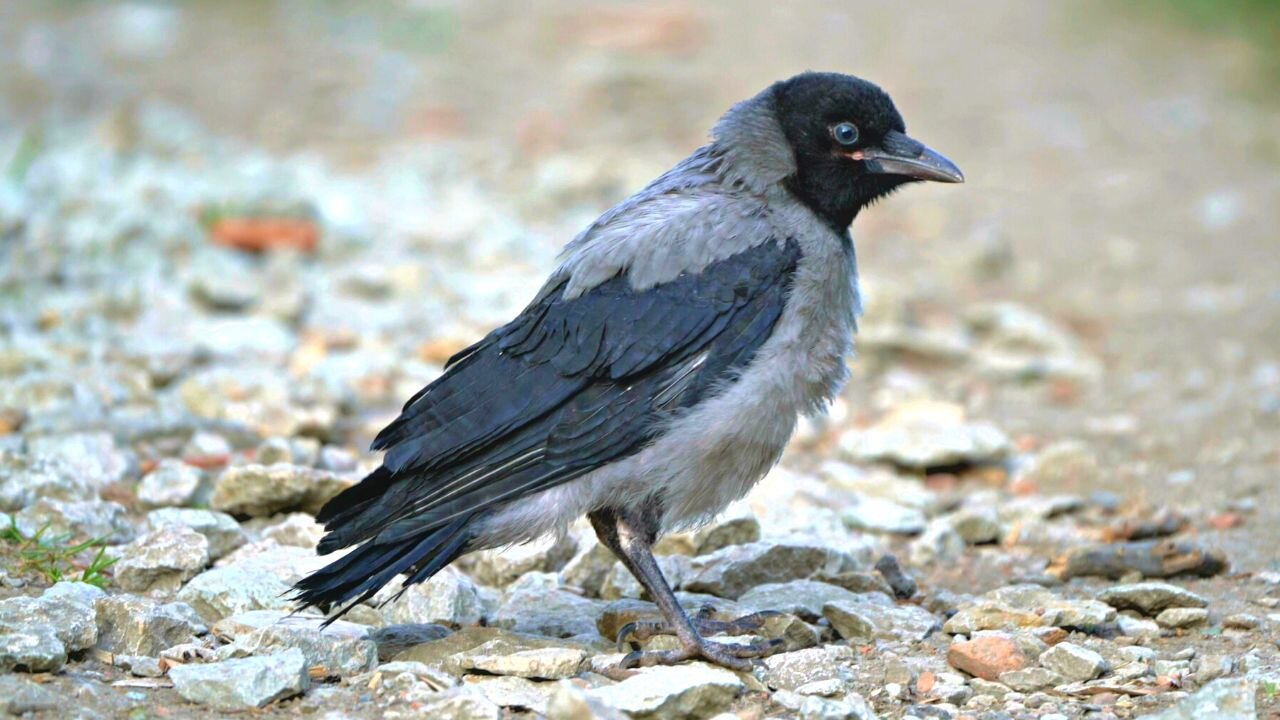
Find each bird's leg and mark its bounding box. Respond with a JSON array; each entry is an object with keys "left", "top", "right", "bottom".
[{"left": 589, "top": 507, "right": 783, "bottom": 675}]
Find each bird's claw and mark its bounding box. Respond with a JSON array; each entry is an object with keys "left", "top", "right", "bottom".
[
  {"left": 613, "top": 637, "right": 784, "bottom": 674},
  {"left": 615, "top": 606, "right": 782, "bottom": 650},
  {"left": 614, "top": 620, "right": 670, "bottom": 650},
  {"left": 698, "top": 608, "right": 783, "bottom": 636}
]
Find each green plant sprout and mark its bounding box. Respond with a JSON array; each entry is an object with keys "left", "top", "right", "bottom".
[{"left": 1, "top": 516, "right": 117, "bottom": 589}]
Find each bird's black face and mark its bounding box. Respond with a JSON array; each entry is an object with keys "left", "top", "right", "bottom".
[{"left": 771, "top": 72, "right": 963, "bottom": 230}]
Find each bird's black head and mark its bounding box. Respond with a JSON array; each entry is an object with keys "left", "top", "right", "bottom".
[{"left": 770, "top": 72, "right": 963, "bottom": 230}]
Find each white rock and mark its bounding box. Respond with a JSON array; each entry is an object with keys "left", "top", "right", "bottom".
[
  {"left": 26, "top": 432, "right": 129, "bottom": 489},
  {"left": 169, "top": 647, "right": 308, "bottom": 710},
  {"left": 601, "top": 555, "right": 687, "bottom": 600},
  {"left": 404, "top": 687, "right": 502, "bottom": 720},
  {"left": 136, "top": 459, "right": 203, "bottom": 509},
  {"left": 1144, "top": 677, "right": 1254, "bottom": 720},
  {"left": 378, "top": 567, "right": 484, "bottom": 627},
  {"left": 1100, "top": 582, "right": 1208, "bottom": 616},
  {"left": 930, "top": 670, "right": 974, "bottom": 704},
  {"left": 690, "top": 501, "right": 762, "bottom": 554},
  {"left": 212, "top": 610, "right": 376, "bottom": 676},
  {"left": 683, "top": 541, "right": 860, "bottom": 599},
  {"left": 559, "top": 538, "right": 617, "bottom": 597},
  {"left": 94, "top": 595, "right": 206, "bottom": 656},
  {"left": 588, "top": 663, "right": 743, "bottom": 718},
  {"left": 467, "top": 534, "right": 578, "bottom": 587},
  {"left": 819, "top": 462, "right": 941, "bottom": 513},
  {"left": 0, "top": 674, "right": 59, "bottom": 714},
  {"left": 113, "top": 525, "right": 210, "bottom": 593},
  {"left": 546, "top": 680, "right": 628, "bottom": 720},
  {"left": 1156, "top": 607, "right": 1209, "bottom": 629},
  {"left": 0, "top": 626, "right": 66, "bottom": 673},
  {"left": 213, "top": 541, "right": 326, "bottom": 584},
  {"left": 1116, "top": 614, "right": 1162, "bottom": 638},
  {"left": 1039, "top": 642, "right": 1107, "bottom": 682},
  {"left": 259, "top": 513, "right": 324, "bottom": 549},
  {"left": 1015, "top": 441, "right": 1099, "bottom": 491},
  {"left": 759, "top": 645, "right": 855, "bottom": 691},
  {"left": 460, "top": 640, "right": 586, "bottom": 679},
  {"left": 964, "top": 302, "right": 1101, "bottom": 382},
  {"left": 841, "top": 496, "right": 926, "bottom": 535},
  {"left": 738, "top": 579, "right": 861, "bottom": 620},
  {"left": 0, "top": 582, "right": 102, "bottom": 653},
  {"left": 909, "top": 522, "right": 966, "bottom": 566},
  {"left": 822, "top": 593, "right": 940, "bottom": 643},
  {"left": 772, "top": 688, "right": 880, "bottom": 719},
  {"left": 490, "top": 573, "right": 605, "bottom": 638},
  {"left": 211, "top": 463, "right": 349, "bottom": 518},
  {"left": 0, "top": 457, "right": 99, "bottom": 511},
  {"left": 147, "top": 508, "right": 246, "bottom": 560},
  {"left": 998, "top": 666, "right": 1064, "bottom": 692},
  {"left": 838, "top": 400, "right": 1010, "bottom": 469},
  {"left": 14, "top": 499, "right": 134, "bottom": 544},
  {"left": 176, "top": 565, "right": 294, "bottom": 623},
  {"left": 937, "top": 506, "right": 1003, "bottom": 545},
  {"left": 465, "top": 675, "right": 555, "bottom": 713}
]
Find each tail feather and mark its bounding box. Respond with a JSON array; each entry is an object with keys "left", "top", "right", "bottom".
[
  {"left": 397, "top": 519, "right": 473, "bottom": 589},
  {"left": 291, "top": 512, "right": 476, "bottom": 624},
  {"left": 315, "top": 466, "right": 396, "bottom": 527}
]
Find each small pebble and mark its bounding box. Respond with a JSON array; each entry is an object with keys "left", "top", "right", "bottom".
[
  {"left": 1156, "top": 607, "right": 1209, "bottom": 629},
  {"left": 1223, "top": 613, "right": 1260, "bottom": 630}
]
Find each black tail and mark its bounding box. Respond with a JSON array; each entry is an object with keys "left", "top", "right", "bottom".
[
  {"left": 291, "top": 503, "right": 476, "bottom": 623},
  {"left": 314, "top": 466, "right": 396, "bottom": 529}
]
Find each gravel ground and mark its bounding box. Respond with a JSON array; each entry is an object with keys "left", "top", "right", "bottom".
[{"left": 1, "top": 2, "right": 1278, "bottom": 719}]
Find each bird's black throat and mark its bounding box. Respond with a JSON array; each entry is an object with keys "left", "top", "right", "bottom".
[{"left": 785, "top": 170, "right": 911, "bottom": 232}]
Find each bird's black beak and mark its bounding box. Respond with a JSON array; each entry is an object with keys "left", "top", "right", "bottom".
[{"left": 853, "top": 129, "right": 964, "bottom": 184}]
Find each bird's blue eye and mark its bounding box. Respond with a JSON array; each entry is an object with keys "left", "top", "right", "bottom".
[{"left": 832, "top": 122, "right": 859, "bottom": 146}]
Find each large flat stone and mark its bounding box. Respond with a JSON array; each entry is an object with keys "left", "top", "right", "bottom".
[
  {"left": 1098, "top": 582, "right": 1207, "bottom": 616},
  {"left": 588, "top": 663, "right": 743, "bottom": 719},
  {"left": 211, "top": 462, "right": 349, "bottom": 517},
  {"left": 0, "top": 582, "right": 102, "bottom": 652},
  {"left": 169, "top": 648, "right": 309, "bottom": 710},
  {"left": 95, "top": 595, "right": 206, "bottom": 656},
  {"left": 176, "top": 565, "right": 294, "bottom": 623},
  {"left": 683, "top": 542, "right": 859, "bottom": 599},
  {"left": 212, "top": 610, "right": 376, "bottom": 676},
  {"left": 0, "top": 626, "right": 66, "bottom": 673},
  {"left": 823, "top": 592, "right": 940, "bottom": 643},
  {"left": 393, "top": 626, "right": 592, "bottom": 678}
]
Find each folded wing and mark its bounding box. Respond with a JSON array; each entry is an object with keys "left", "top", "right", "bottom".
[{"left": 315, "top": 237, "right": 802, "bottom": 554}]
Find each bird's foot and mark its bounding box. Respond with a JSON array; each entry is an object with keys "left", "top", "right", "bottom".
[
  {"left": 615, "top": 603, "right": 782, "bottom": 649},
  {"left": 613, "top": 636, "right": 783, "bottom": 676},
  {"left": 604, "top": 604, "right": 784, "bottom": 677}
]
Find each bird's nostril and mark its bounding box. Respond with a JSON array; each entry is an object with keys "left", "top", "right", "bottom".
[{"left": 881, "top": 130, "right": 924, "bottom": 158}]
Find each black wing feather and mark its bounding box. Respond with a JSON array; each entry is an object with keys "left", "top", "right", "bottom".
[{"left": 317, "top": 238, "right": 801, "bottom": 553}]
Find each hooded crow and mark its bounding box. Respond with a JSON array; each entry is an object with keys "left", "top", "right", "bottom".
[{"left": 293, "top": 71, "right": 963, "bottom": 671}]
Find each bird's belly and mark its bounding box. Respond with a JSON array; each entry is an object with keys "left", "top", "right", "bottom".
[{"left": 650, "top": 346, "right": 849, "bottom": 527}]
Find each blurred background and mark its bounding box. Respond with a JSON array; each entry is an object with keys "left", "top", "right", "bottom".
[
  {"left": 0, "top": 1, "right": 1279, "bottom": 711},
  {"left": 3, "top": 0, "right": 1279, "bottom": 558}
]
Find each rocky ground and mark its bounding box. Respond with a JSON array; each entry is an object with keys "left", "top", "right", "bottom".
[{"left": 2, "top": 1, "right": 1279, "bottom": 719}]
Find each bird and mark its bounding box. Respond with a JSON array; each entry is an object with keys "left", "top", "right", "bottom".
[{"left": 292, "top": 71, "right": 963, "bottom": 672}]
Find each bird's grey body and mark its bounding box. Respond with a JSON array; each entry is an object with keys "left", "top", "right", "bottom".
[
  {"left": 293, "top": 72, "right": 961, "bottom": 672},
  {"left": 476, "top": 107, "right": 861, "bottom": 544}
]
